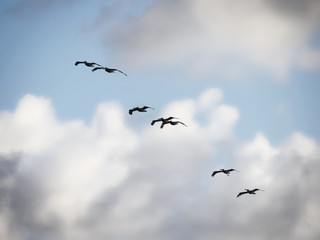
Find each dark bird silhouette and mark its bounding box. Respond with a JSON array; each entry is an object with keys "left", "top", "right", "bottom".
[
  {"left": 237, "top": 188, "right": 263, "bottom": 198},
  {"left": 92, "top": 66, "right": 127, "bottom": 76},
  {"left": 75, "top": 61, "right": 101, "bottom": 67},
  {"left": 151, "top": 117, "right": 178, "bottom": 126},
  {"left": 211, "top": 168, "right": 239, "bottom": 177},
  {"left": 129, "top": 106, "right": 155, "bottom": 115},
  {"left": 161, "top": 120, "right": 187, "bottom": 129}
]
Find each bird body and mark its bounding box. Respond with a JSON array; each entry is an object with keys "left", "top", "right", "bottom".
[
  {"left": 75, "top": 61, "right": 101, "bottom": 67},
  {"left": 129, "top": 106, "right": 155, "bottom": 115},
  {"left": 236, "top": 188, "right": 263, "bottom": 198},
  {"left": 211, "top": 168, "right": 238, "bottom": 177},
  {"left": 92, "top": 66, "right": 127, "bottom": 76}
]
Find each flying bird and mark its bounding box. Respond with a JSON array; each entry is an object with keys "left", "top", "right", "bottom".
[
  {"left": 151, "top": 117, "right": 178, "bottom": 126},
  {"left": 75, "top": 61, "right": 101, "bottom": 67},
  {"left": 92, "top": 66, "right": 127, "bottom": 76},
  {"left": 236, "top": 188, "right": 263, "bottom": 198},
  {"left": 129, "top": 106, "right": 155, "bottom": 115},
  {"left": 211, "top": 168, "right": 239, "bottom": 177},
  {"left": 160, "top": 120, "right": 187, "bottom": 129}
]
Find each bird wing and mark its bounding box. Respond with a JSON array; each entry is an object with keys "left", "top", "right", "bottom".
[
  {"left": 114, "top": 69, "right": 127, "bottom": 76},
  {"left": 151, "top": 118, "right": 162, "bottom": 125},
  {"left": 211, "top": 170, "right": 221, "bottom": 177},
  {"left": 237, "top": 192, "right": 246, "bottom": 198},
  {"left": 92, "top": 67, "right": 103, "bottom": 72},
  {"left": 253, "top": 188, "right": 262, "bottom": 193},
  {"left": 166, "top": 116, "right": 178, "bottom": 121},
  {"left": 129, "top": 107, "right": 138, "bottom": 115},
  {"left": 177, "top": 121, "right": 187, "bottom": 127},
  {"left": 92, "top": 62, "right": 101, "bottom": 67},
  {"left": 226, "top": 168, "right": 238, "bottom": 173},
  {"left": 143, "top": 106, "right": 155, "bottom": 110}
]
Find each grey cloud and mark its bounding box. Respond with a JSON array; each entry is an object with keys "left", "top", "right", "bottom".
[
  {"left": 267, "top": 0, "right": 320, "bottom": 17},
  {"left": 0, "top": 154, "right": 63, "bottom": 240},
  {"left": 0, "top": 154, "right": 20, "bottom": 182},
  {"left": 96, "top": 0, "right": 320, "bottom": 79},
  {"left": 9, "top": 175, "right": 62, "bottom": 240},
  {"left": 0, "top": 95, "right": 319, "bottom": 240},
  {"left": 0, "top": 154, "right": 20, "bottom": 211},
  {"left": 75, "top": 133, "right": 320, "bottom": 240}
]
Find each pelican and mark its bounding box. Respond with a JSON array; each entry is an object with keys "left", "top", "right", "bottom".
[
  {"left": 92, "top": 66, "right": 127, "bottom": 76},
  {"left": 211, "top": 168, "right": 239, "bottom": 177},
  {"left": 160, "top": 120, "right": 187, "bottom": 129},
  {"left": 129, "top": 106, "right": 155, "bottom": 115},
  {"left": 237, "top": 188, "right": 263, "bottom": 198},
  {"left": 151, "top": 117, "right": 178, "bottom": 126},
  {"left": 75, "top": 61, "right": 101, "bottom": 67}
]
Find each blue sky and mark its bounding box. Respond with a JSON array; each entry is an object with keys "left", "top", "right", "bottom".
[
  {"left": 1, "top": 0, "right": 319, "bottom": 144},
  {"left": 0, "top": 1, "right": 320, "bottom": 240}
]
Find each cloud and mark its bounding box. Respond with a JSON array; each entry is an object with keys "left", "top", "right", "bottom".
[
  {"left": 98, "top": 0, "right": 320, "bottom": 80},
  {"left": 0, "top": 91, "right": 319, "bottom": 240}
]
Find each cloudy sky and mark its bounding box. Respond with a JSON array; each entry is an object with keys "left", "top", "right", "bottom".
[{"left": 0, "top": 0, "right": 320, "bottom": 239}]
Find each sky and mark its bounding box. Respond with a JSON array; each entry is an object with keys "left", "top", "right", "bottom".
[{"left": 0, "top": 0, "right": 320, "bottom": 240}]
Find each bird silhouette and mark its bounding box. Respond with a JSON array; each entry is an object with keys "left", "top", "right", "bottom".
[
  {"left": 129, "top": 106, "right": 155, "bottom": 115},
  {"left": 151, "top": 117, "right": 178, "bottom": 126},
  {"left": 75, "top": 61, "right": 101, "bottom": 67},
  {"left": 160, "top": 120, "right": 187, "bottom": 129},
  {"left": 92, "top": 66, "right": 127, "bottom": 76},
  {"left": 236, "top": 188, "right": 263, "bottom": 198},
  {"left": 211, "top": 168, "right": 239, "bottom": 177}
]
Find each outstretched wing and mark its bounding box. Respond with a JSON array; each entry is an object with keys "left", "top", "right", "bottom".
[
  {"left": 92, "top": 67, "right": 103, "bottom": 72},
  {"left": 237, "top": 191, "right": 246, "bottom": 198},
  {"left": 129, "top": 107, "right": 139, "bottom": 115},
  {"left": 166, "top": 116, "right": 178, "bottom": 121},
  {"left": 211, "top": 170, "right": 221, "bottom": 177},
  {"left": 115, "top": 69, "right": 127, "bottom": 76},
  {"left": 170, "top": 121, "right": 187, "bottom": 127},
  {"left": 151, "top": 118, "right": 162, "bottom": 125},
  {"left": 143, "top": 106, "right": 155, "bottom": 110},
  {"left": 75, "top": 61, "right": 84, "bottom": 66},
  {"left": 92, "top": 62, "right": 101, "bottom": 67},
  {"left": 177, "top": 121, "right": 187, "bottom": 127},
  {"left": 253, "top": 188, "right": 262, "bottom": 193},
  {"left": 227, "top": 168, "right": 239, "bottom": 173}
]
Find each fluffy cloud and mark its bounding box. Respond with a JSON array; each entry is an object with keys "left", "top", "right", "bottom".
[
  {"left": 99, "top": 0, "right": 320, "bottom": 80},
  {"left": 0, "top": 90, "right": 319, "bottom": 240}
]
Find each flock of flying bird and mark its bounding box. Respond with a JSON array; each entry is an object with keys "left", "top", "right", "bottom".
[
  {"left": 211, "top": 168, "right": 264, "bottom": 197},
  {"left": 75, "top": 60, "right": 263, "bottom": 198}
]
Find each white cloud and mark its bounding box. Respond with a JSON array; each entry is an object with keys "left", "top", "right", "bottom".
[
  {"left": 198, "top": 88, "right": 223, "bottom": 110},
  {"left": 0, "top": 95, "right": 64, "bottom": 155},
  {"left": 0, "top": 91, "right": 319, "bottom": 240}
]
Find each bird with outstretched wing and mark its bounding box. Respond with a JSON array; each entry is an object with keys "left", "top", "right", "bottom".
[
  {"left": 92, "top": 66, "right": 127, "bottom": 76},
  {"left": 129, "top": 106, "right": 155, "bottom": 115}
]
